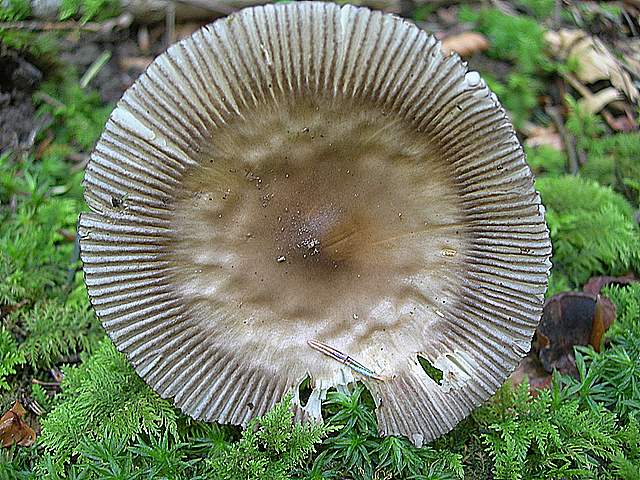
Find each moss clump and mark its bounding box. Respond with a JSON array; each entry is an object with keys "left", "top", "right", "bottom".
[
  {"left": 475, "top": 379, "right": 638, "bottom": 480},
  {"left": 514, "top": 0, "right": 555, "bottom": 19},
  {"left": 36, "top": 345, "right": 328, "bottom": 480},
  {"left": 0, "top": 327, "right": 25, "bottom": 392},
  {"left": 581, "top": 133, "right": 640, "bottom": 207},
  {"left": 209, "top": 395, "right": 327, "bottom": 480},
  {"left": 537, "top": 176, "right": 640, "bottom": 288},
  {"left": 13, "top": 287, "right": 103, "bottom": 369},
  {"left": 459, "top": 7, "right": 553, "bottom": 128},
  {"left": 459, "top": 7, "right": 549, "bottom": 75},
  {"left": 59, "top": 0, "right": 121, "bottom": 22},
  {"left": 526, "top": 145, "right": 567, "bottom": 177},
  {"left": 38, "top": 339, "right": 179, "bottom": 465}
]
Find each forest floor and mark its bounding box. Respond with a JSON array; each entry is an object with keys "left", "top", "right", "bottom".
[{"left": 1, "top": 0, "right": 639, "bottom": 479}]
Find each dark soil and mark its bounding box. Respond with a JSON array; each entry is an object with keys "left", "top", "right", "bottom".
[{"left": 0, "top": 50, "right": 42, "bottom": 154}]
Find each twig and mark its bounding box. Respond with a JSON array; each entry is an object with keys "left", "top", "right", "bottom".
[
  {"left": 0, "top": 300, "right": 29, "bottom": 320},
  {"left": 165, "top": 1, "right": 176, "bottom": 48},
  {"left": 489, "top": 0, "right": 518, "bottom": 15},
  {"left": 553, "top": 0, "right": 562, "bottom": 29},
  {"left": 50, "top": 368, "right": 64, "bottom": 383},
  {"left": 559, "top": 71, "right": 593, "bottom": 100},
  {"left": 0, "top": 13, "right": 131, "bottom": 32},
  {"left": 173, "top": 0, "right": 236, "bottom": 15},
  {"left": 0, "top": 12, "right": 133, "bottom": 33},
  {"left": 546, "top": 105, "right": 580, "bottom": 175},
  {"left": 0, "top": 20, "right": 106, "bottom": 31},
  {"left": 622, "top": 9, "right": 639, "bottom": 37},
  {"left": 33, "top": 91, "right": 65, "bottom": 109},
  {"left": 80, "top": 51, "right": 112, "bottom": 88},
  {"left": 31, "top": 379, "right": 60, "bottom": 388},
  {"left": 25, "top": 398, "right": 44, "bottom": 417}
]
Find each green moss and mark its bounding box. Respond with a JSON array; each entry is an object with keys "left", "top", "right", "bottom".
[
  {"left": 515, "top": 0, "right": 555, "bottom": 19},
  {"left": 14, "top": 288, "right": 103, "bottom": 368},
  {"left": 581, "top": 133, "right": 640, "bottom": 206},
  {"left": 475, "top": 379, "right": 637, "bottom": 479},
  {"left": 2, "top": 9, "right": 640, "bottom": 479},
  {"left": 603, "top": 283, "right": 640, "bottom": 346},
  {"left": 459, "top": 7, "right": 551, "bottom": 76},
  {"left": 303, "top": 385, "right": 464, "bottom": 479},
  {"left": 412, "top": 4, "right": 436, "bottom": 22},
  {"left": 36, "top": 374, "right": 327, "bottom": 480},
  {"left": 526, "top": 145, "right": 567, "bottom": 178},
  {"left": 564, "top": 99, "right": 640, "bottom": 206},
  {"left": 38, "top": 339, "right": 179, "bottom": 464},
  {"left": 538, "top": 176, "right": 640, "bottom": 287},
  {"left": 0, "top": 446, "right": 35, "bottom": 480},
  {"left": 459, "top": 7, "right": 553, "bottom": 128},
  {"left": 209, "top": 394, "right": 327, "bottom": 479},
  {"left": 565, "top": 96, "right": 607, "bottom": 146},
  {"left": 0, "top": 327, "right": 25, "bottom": 391},
  {"left": 58, "top": 0, "right": 120, "bottom": 22},
  {"left": 546, "top": 271, "right": 572, "bottom": 298},
  {"left": 560, "top": 284, "right": 640, "bottom": 422},
  {"left": 0, "top": 0, "right": 58, "bottom": 57},
  {"left": 36, "top": 76, "right": 113, "bottom": 152},
  {"left": 537, "top": 175, "right": 634, "bottom": 218}
]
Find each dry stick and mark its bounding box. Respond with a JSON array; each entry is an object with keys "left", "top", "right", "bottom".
[
  {"left": 166, "top": 1, "right": 176, "bottom": 48},
  {"left": 31, "top": 379, "right": 60, "bottom": 388},
  {"left": 546, "top": 105, "right": 580, "bottom": 175},
  {"left": 0, "top": 20, "right": 105, "bottom": 31},
  {"left": 80, "top": 51, "right": 112, "bottom": 88},
  {"left": 0, "top": 13, "right": 133, "bottom": 33},
  {"left": 174, "top": 0, "right": 237, "bottom": 15},
  {"left": 33, "top": 91, "right": 65, "bottom": 109},
  {"left": 560, "top": 71, "right": 594, "bottom": 100},
  {"left": 489, "top": 0, "right": 518, "bottom": 15},
  {"left": 622, "top": 9, "right": 639, "bottom": 37},
  {"left": 553, "top": 0, "right": 562, "bottom": 29},
  {"left": 0, "top": 13, "right": 132, "bottom": 32}
]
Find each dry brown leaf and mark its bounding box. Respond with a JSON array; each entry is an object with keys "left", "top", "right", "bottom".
[
  {"left": 509, "top": 353, "right": 552, "bottom": 393},
  {"left": 545, "top": 29, "right": 639, "bottom": 103},
  {"left": 176, "top": 22, "right": 205, "bottom": 41},
  {"left": 0, "top": 401, "right": 36, "bottom": 448},
  {"left": 441, "top": 32, "right": 489, "bottom": 57},
  {"left": 602, "top": 110, "right": 639, "bottom": 132},
  {"left": 524, "top": 125, "right": 563, "bottom": 150},
  {"left": 537, "top": 292, "right": 616, "bottom": 377},
  {"left": 578, "top": 87, "right": 624, "bottom": 114},
  {"left": 583, "top": 273, "right": 638, "bottom": 296},
  {"left": 119, "top": 56, "right": 154, "bottom": 72},
  {"left": 590, "top": 296, "right": 616, "bottom": 352}
]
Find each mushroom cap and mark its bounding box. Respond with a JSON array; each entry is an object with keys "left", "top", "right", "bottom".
[{"left": 79, "top": 2, "right": 551, "bottom": 446}]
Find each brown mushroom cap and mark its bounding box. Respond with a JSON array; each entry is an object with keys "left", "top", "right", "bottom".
[{"left": 79, "top": 2, "right": 551, "bottom": 446}]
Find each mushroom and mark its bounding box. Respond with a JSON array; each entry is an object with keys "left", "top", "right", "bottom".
[{"left": 79, "top": 2, "right": 551, "bottom": 446}]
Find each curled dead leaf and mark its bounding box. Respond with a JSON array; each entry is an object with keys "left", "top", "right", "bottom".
[
  {"left": 537, "top": 292, "right": 616, "bottom": 376},
  {"left": 441, "top": 31, "right": 489, "bottom": 57},
  {"left": 602, "top": 110, "right": 639, "bottom": 132},
  {"left": 545, "top": 29, "right": 639, "bottom": 103},
  {"left": 524, "top": 125, "right": 563, "bottom": 150},
  {"left": 590, "top": 296, "right": 616, "bottom": 353},
  {"left": 582, "top": 273, "right": 638, "bottom": 296},
  {"left": 509, "top": 354, "right": 552, "bottom": 394},
  {"left": 578, "top": 87, "right": 624, "bottom": 115},
  {"left": 0, "top": 401, "right": 36, "bottom": 448}
]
